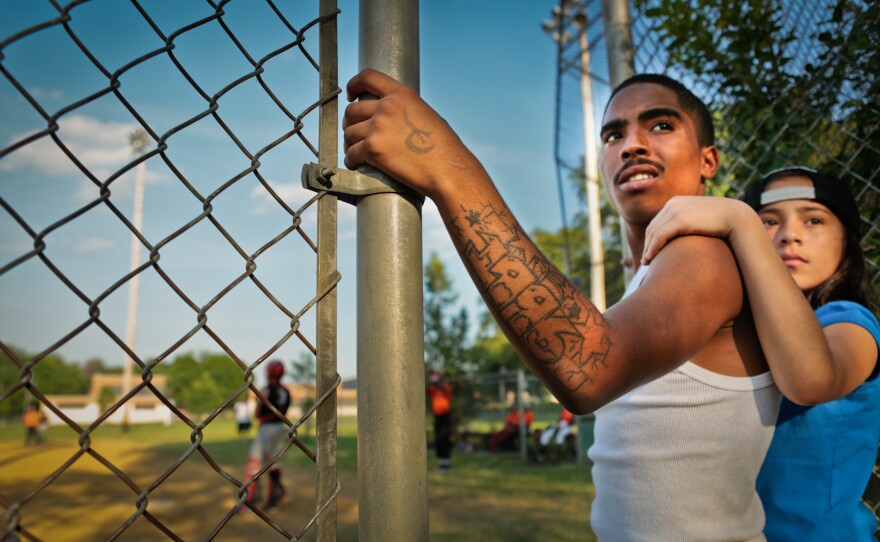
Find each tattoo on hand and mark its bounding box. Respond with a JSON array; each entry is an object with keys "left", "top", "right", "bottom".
[
  {"left": 403, "top": 109, "right": 436, "bottom": 154},
  {"left": 452, "top": 202, "right": 612, "bottom": 392}
]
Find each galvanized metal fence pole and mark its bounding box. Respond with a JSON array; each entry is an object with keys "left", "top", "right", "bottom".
[
  {"left": 357, "top": 0, "right": 429, "bottom": 540},
  {"left": 516, "top": 369, "right": 528, "bottom": 462},
  {"left": 316, "top": 1, "right": 340, "bottom": 540},
  {"left": 601, "top": 0, "right": 636, "bottom": 287}
]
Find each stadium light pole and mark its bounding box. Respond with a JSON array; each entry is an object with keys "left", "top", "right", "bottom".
[
  {"left": 543, "top": 0, "right": 606, "bottom": 310},
  {"left": 572, "top": 10, "right": 606, "bottom": 312},
  {"left": 542, "top": 4, "right": 575, "bottom": 279},
  {"left": 120, "top": 128, "right": 149, "bottom": 431}
]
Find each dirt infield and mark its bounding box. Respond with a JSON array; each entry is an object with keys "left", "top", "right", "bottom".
[{"left": 1, "top": 437, "right": 357, "bottom": 541}]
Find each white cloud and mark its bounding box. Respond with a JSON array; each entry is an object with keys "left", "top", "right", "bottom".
[
  {"left": 248, "top": 180, "right": 315, "bottom": 217},
  {"left": 29, "top": 87, "right": 66, "bottom": 102},
  {"left": 422, "top": 199, "right": 458, "bottom": 261},
  {"left": 73, "top": 236, "right": 114, "bottom": 254},
  {"left": 73, "top": 162, "right": 167, "bottom": 202},
  {"left": 1, "top": 114, "right": 141, "bottom": 178}
]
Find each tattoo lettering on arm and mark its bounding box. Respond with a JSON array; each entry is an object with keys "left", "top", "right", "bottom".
[
  {"left": 452, "top": 202, "right": 613, "bottom": 392},
  {"left": 403, "top": 109, "right": 436, "bottom": 154}
]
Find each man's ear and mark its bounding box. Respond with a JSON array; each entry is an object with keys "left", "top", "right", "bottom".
[{"left": 700, "top": 145, "right": 720, "bottom": 182}]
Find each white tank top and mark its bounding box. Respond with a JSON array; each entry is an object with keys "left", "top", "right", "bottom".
[{"left": 588, "top": 265, "right": 781, "bottom": 541}]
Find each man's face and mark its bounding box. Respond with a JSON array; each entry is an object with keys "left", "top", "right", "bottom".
[{"left": 599, "top": 83, "right": 718, "bottom": 226}]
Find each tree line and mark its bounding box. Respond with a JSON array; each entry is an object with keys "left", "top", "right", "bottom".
[{"left": 0, "top": 348, "right": 316, "bottom": 417}]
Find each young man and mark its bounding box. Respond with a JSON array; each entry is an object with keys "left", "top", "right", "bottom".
[{"left": 343, "top": 70, "right": 779, "bottom": 540}]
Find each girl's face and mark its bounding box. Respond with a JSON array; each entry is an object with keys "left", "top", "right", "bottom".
[{"left": 758, "top": 175, "right": 846, "bottom": 292}]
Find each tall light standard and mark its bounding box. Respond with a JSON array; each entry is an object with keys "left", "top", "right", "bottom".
[
  {"left": 120, "top": 128, "right": 149, "bottom": 431},
  {"left": 543, "top": 3, "right": 575, "bottom": 279},
  {"left": 572, "top": 9, "right": 606, "bottom": 311},
  {"left": 543, "top": 0, "right": 606, "bottom": 310}
]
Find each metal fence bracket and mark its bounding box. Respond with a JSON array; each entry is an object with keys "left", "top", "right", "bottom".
[{"left": 301, "top": 162, "right": 421, "bottom": 205}]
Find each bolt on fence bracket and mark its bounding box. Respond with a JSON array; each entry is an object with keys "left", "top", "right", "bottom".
[{"left": 301, "top": 162, "right": 422, "bottom": 206}]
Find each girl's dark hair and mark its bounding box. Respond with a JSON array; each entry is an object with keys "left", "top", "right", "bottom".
[{"left": 806, "top": 226, "right": 874, "bottom": 309}]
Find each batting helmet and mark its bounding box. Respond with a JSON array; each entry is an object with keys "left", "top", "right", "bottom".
[{"left": 266, "top": 360, "right": 285, "bottom": 379}]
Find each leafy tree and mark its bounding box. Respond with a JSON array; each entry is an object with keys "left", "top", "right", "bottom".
[
  {"left": 289, "top": 352, "right": 317, "bottom": 433},
  {"left": 164, "top": 352, "right": 245, "bottom": 414},
  {"left": 637, "top": 0, "right": 879, "bottom": 280},
  {"left": 33, "top": 355, "right": 89, "bottom": 394},
  {"left": 424, "top": 252, "right": 471, "bottom": 375},
  {"left": 202, "top": 353, "right": 245, "bottom": 397},
  {"left": 0, "top": 346, "right": 90, "bottom": 416},
  {"left": 81, "top": 358, "right": 106, "bottom": 380},
  {"left": 467, "top": 310, "right": 521, "bottom": 374},
  {"left": 0, "top": 348, "right": 27, "bottom": 417},
  {"left": 98, "top": 385, "right": 117, "bottom": 411},
  {"left": 639, "top": 0, "right": 805, "bottom": 186},
  {"left": 290, "top": 352, "right": 316, "bottom": 386}
]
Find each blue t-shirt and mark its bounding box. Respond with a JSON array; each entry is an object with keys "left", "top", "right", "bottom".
[{"left": 757, "top": 301, "right": 880, "bottom": 542}]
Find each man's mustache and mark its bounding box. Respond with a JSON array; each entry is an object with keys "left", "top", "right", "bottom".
[{"left": 613, "top": 158, "right": 666, "bottom": 185}]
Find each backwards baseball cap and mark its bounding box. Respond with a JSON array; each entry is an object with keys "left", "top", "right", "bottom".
[{"left": 742, "top": 166, "right": 861, "bottom": 235}]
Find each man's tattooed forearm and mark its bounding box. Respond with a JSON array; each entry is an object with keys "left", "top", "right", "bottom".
[
  {"left": 451, "top": 202, "right": 612, "bottom": 392},
  {"left": 403, "top": 108, "right": 435, "bottom": 154}
]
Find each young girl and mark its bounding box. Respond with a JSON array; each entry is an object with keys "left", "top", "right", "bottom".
[{"left": 642, "top": 166, "right": 880, "bottom": 541}]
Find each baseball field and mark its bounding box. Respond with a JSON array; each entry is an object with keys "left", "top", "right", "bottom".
[{"left": 1, "top": 418, "right": 594, "bottom": 541}]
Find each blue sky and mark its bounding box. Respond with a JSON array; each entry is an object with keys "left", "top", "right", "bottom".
[{"left": 0, "top": 0, "right": 601, "bottom": 381}]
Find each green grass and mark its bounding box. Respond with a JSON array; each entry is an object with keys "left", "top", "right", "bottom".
[
  {"left": 426, "top": 452, "right": 594, "bottom": 541},
  {"left": 0, "top": 416, "right": 595, "bottom": 541}
]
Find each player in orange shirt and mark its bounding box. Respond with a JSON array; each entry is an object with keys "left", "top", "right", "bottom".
[
  {"left": 23, "top": 405, "right": 45, "bottom": 445},
  {"left": 427, "top": 372, "right": 453, "bottom": 471}
]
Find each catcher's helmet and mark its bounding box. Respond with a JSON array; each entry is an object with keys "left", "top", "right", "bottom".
[{"left": 266, "top": 360, "right": 285, "bottom": 379}]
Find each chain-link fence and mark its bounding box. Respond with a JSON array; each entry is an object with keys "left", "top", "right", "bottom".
[
  {"left": 445, "top": 370, "right": 551, "bottom": 458},
  {"left": 551, "top": 0, "right": 878, "bottom": 528},
  {"left": 444, "top": 370, "right": 593, "bottom": 464},
  {"left": 1, "top": 1, "right": 341, "bottom": 540}
]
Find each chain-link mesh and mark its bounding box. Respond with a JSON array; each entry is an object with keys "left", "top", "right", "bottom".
[
  {"left": 629, "top": 0, "right": 879, "bottom": 281},
  {"left": 443, "top": 371, "right": 583, "bottom": 461},
  {"left": 552, "top": 0, "right": 878, "bottom": 528},
  {"left": 445, "top": 371, "right": 551, "bottom": 437},
  {"left": 1, "top": 1, "right": 341, "bottom": 540}
]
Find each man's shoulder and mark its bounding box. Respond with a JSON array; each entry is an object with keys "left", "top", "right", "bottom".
[
  {"left": 610, "top": 235, "right": 744, "bottom": 328},
  {"left": 642, "top": 235, "right": 740, "bottom": 289},
  {"left": 657, "top": 234, "right": 734, "bottom": 262}
]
